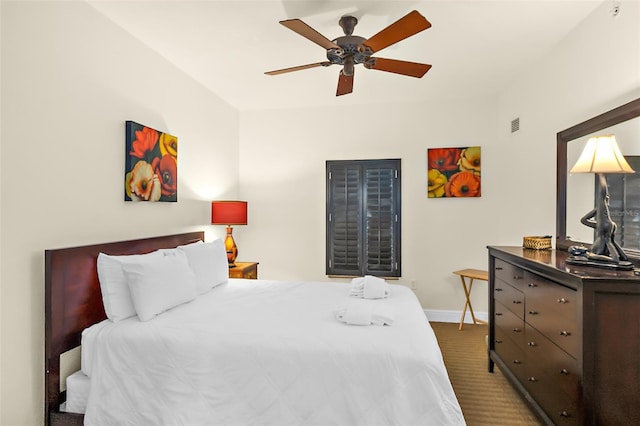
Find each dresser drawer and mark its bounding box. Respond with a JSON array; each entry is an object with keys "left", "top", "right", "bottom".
[
  {"left": 524, "top": 272, "right": 576, "bottom": 320},
  {"left": 494, "top": 327, "right": 527, "bottom": 383},
  {"left": 494, "top": 258, "right": 526, "bottom": 288},
  {"left": 523, "top": 325, "right": 580, "bottom": 423},
  {"left": 526, "top": 315, "right": 578, "bottom": 358},
  {"left": 524, "top": 274, "right": 578, "bottom": 357},
  {"left": 494, "top": 301, "right": 525, "bottom": 347},
  {"left": 494, "top": 280, "right": 525, "bottom": 319}
]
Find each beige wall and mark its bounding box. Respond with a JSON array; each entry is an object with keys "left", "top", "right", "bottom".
[
  {"left": 238, "top": 98, "right": 498, "bottom": 313},
  {"left": 0, "top": 1, "right": 239, "bottom": 424}
]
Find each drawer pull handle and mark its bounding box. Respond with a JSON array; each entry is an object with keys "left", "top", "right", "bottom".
[
  {"left": 527, "top": 341, "right": 537, "bottom": 347},
  {"left": 513, "top": 359, "right": 522, "bottom": 365},
  {"left": 512, "top": 327, "right": 521, "bottom": 333},
  {"left": 528, "top": 283, "right": 537, "bottom": 288},
  {"left": 560, "top": 330, "right": 571, "bottom": 336},
  {"left": 528, "top": 310, "right": 539, "bottom": 315},
  {"left": 495, "top": 288, "right": 503, "bottom": 292},
  {"left": 527, "top": 377, "right": 538, "bottom": 382},
  {"left": 496, "top": 267, "right": 503, "bottom": 270},
  {"left": 512, "top": 300, "right": 522, "bottom": 304},
  {"left": 513, "top": 275, "right": 522, "bottom": 280},
  {"left": 559, "top": 411, "right": 570, "bottom": 418},
  {"left": 557, "top": 297, "right": 568, "bottom": 304},
  {"left": 560, "top": 368, "right": 570, "bottom": 375},
  {"left": 495, "top": 312, "right": 503, "bottom": 316},
  {"left": 495, "top": 339, "right": 503, "bottom": 344}
]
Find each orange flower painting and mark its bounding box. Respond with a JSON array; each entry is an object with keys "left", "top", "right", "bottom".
[
  {"left": 125, "top": 121, "right": 178, "bottom": 202},
  {"left": 427, "top": 146, "right": 481, "bottom": 198}
]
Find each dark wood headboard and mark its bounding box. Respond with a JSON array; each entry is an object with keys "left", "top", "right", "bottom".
[{"left": 44, "top": 231, "right": 204, "bottom": 426}]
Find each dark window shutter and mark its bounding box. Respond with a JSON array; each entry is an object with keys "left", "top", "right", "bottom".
[
  {"left": 327, "top": 165, "right": 362, "bottom": 275},
  {"left": 326, "top": 159, "right": 401, "bottom": 277},
  {"left": 365, "top": 166, "right": 396, "bottom": 274}
]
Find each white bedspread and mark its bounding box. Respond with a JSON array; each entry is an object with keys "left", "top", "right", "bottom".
[{"left": 83, "top": 279, "right": 465, "bottom": 426}]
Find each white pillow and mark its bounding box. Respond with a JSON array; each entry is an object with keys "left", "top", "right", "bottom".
[
  {"left": 177, "top": 239, "right": 229, "bottom": 294},
  {"left": 97, "top": 250, "right": 163, "bottom": 322},
  {"left": 122, "top": 250, "right": 198, "bottom": 321}
]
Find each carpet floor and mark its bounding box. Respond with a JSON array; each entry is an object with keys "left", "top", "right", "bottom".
[{"left": 430, "top": 322, "right": 543, "bottom": 426}]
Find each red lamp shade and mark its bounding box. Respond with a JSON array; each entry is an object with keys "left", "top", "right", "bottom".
[{"left": 211, "top": 201, "right": 248, "bottom": 225}]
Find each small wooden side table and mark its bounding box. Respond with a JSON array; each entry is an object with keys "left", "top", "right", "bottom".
[
  {"left": 229, "top": 262, "right": 259, "bottom": 279},
  {"left": 453, "top": 268, "right": 488, "bottom": 330}
]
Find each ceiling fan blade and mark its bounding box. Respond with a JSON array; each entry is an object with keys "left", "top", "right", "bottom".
[
  {"left": 265, "top": 62, "right": 332, "bottom": 76},
  {"left": 280, "top": 19, "right": 341, "bottom": 50},
  {"left": 336, "top": 70, "right": 354, "bottom": 96},
  {"left": 360, "top": 10, "right": 431, "bottom": 54},
  {"left": 365, "top": 57, "right": 432, "bottom": 78}
]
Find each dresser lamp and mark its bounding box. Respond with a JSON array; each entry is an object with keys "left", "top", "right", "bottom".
[
  {"left": 566, "top": 135, "right": 635, "bottom": 270},
  {"left": 211, "top": 201, "right": 247, "bottom": 267}
]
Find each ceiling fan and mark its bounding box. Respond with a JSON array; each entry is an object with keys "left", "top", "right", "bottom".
[{"left": 265, "top": 10, "right": 432, "bottom": 96}]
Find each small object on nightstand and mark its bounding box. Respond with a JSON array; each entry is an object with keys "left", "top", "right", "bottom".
[{"left": 229, "top": 262, "right": 258, "bottom": 279}]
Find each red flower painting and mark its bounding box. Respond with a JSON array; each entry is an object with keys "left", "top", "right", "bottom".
[
  {"left": 427, "top": 146, "right": 481, "bottom": 198},
  {"left": 125, "top": 121, "right": 178, "bottom": 202}
]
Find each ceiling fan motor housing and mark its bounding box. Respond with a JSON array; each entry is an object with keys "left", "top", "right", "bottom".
[{"left": 327, "top": 35, "right": 370, "bottom": 66}]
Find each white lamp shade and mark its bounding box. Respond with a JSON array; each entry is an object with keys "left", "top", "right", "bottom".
[{"left": 570, "top": 135, "right": 635, "bottom": 174}]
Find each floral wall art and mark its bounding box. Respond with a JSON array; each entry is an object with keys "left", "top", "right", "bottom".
[
  {"left": 125, "top": 121, "right": 178, "bottom": 202},
  {"left": 427, "top": 146, "right": 481, "bottom": 198}
]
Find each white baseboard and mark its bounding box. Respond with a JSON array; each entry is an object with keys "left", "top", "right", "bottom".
[{"left": 424, "top": 309, "right": 488, "bottom": 324}]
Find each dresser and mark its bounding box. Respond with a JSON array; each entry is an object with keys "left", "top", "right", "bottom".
[{"left": 488, "top": 246, "right": 640, "bottom": 425}]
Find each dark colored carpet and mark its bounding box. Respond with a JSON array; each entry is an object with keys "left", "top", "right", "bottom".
[{"left": 430, "top": 322, "right": 543, "bottom": 426}]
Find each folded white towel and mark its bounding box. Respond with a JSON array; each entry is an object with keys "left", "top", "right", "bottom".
[
  {"left": 351, "top": 277, "right": 365, "bottom": 290},
  {"left": 349, "top": 275, "right": 390, "bottom": 299},
  {"left": 343, "top": 300, "right": 374, "bottom": 325},
  {"left": 335, "top": 300, "right": 395, "bottom": 326},
  {"left": 349, "top": 277, "right": 365, "bottom": 297},
  {"left": 363, "top": 276, "right": 389, "bottom": 299}
]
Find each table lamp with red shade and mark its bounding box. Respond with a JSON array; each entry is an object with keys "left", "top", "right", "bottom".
[{"left": 211, "top": 201, "right": 247, "bottom": 267}]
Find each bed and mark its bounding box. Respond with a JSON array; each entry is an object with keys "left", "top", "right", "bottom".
[{"left": 45, "top": 232, "right": 465, "bottom": 426}]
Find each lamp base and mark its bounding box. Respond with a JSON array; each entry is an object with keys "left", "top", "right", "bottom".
[
  {"left": 568, "top": 173, "right": 634, "bottom": 272},
  {"left": 567, "top": 246, "right": 634, "bottom": 271},
  {"left": 224, "top": 226, "right": 238, "bottom": 267},
  {"left": 566, "top": 256, "right": 634, "bottom": 271}
]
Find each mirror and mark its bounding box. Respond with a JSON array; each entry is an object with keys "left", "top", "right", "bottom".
[{"left": 557, "top": 97, "right": 640, "bottom": 257}]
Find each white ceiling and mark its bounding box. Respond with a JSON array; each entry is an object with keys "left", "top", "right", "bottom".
[{"left": 88, "top": 0, "right": 603, "bottom": 111}]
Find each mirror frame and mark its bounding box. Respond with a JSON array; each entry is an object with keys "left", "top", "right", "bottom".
[{"left": 556, "top": 97, "right": 640, "bottom": 254}]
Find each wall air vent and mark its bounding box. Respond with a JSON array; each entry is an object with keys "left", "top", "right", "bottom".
[{"left": 511, "top": 117, "right": 520, "bottom": 133}]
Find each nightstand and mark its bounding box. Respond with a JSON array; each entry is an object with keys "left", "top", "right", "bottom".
[{"left": 229, "top": 262, "right": 258, "bottom": 279}]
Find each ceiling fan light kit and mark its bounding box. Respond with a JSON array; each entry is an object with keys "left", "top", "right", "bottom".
[{"left": 265, "top": 10, "right": 432, "bottom": 96}]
